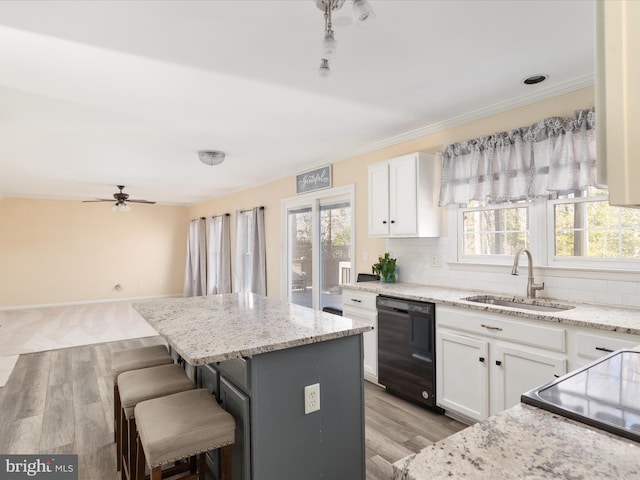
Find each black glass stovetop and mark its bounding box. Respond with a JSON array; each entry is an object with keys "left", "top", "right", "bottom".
[{"left": 521, "top": 349, "right": 640, "bottom": 443}]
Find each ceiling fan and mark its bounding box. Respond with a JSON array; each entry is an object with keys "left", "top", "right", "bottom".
[{"left": 83, "top": 185, "right": 156, "bottom": 211}]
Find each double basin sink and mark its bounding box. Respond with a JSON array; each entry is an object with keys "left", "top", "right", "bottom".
[{"left": 463, "top": 294, "right": 574, "bottom": 313}]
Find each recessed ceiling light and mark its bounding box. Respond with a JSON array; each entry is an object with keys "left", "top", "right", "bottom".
[{"left": 522, "top": 74, "right": 548, "bottom": 85}]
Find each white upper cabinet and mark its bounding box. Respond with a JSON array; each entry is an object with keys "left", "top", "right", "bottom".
[
  {"left": 596, "top": 0, "right": 640, "bottom": 206},
  {"left": 368, "top": 152, "right": 441, "bottom": 238}
]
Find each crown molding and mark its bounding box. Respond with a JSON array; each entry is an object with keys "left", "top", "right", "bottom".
[{"left": 326, "top": 74, "right": 595, "bottom": 162}]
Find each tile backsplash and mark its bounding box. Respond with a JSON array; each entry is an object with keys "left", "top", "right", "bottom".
[{"left": 387, "top": 238, "right": 640, "bottom": 309}]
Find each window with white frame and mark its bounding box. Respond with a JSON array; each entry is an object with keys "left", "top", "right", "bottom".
[
  {"left": 460, "top": 200, "right": 530, "bottom": 259},
  {"left": 549, "top": 188, "right": 640, "bottom": 266},
  {"left": 453, "top": 187, "right": 640, "bottom": 269}
]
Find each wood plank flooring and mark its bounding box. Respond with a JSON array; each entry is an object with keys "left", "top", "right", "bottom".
[{"left": 0, "top": 339, "right": 467, "bottom": 480}]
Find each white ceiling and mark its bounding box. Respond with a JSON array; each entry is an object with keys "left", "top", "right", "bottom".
[{"left": 0, "top": 0, "right": 595, "bottom": 205}]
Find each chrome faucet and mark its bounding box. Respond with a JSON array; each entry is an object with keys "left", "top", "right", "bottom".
[{"left": 511, "top": 248, "right": 544, "bottom": 298}]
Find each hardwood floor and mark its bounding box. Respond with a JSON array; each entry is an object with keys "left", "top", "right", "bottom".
[{"left": 0, "top": 339, "right": 466, "bottom": 479}]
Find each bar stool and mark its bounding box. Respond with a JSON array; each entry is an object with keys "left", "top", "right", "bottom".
[
  {"left": 135, "top": 389, "right": 236, "bottom": 480},
  {"left": 112, "top": 345, "right": 173, "bottom": 470},
  {"left": 118, "top": 364, "right": 196, "bottom": 480}
]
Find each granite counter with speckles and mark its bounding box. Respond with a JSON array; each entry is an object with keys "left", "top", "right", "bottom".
[
  {"left": 344, "top": 283, "right": 640, "bottom": 334},
  {"left": 133, "top": 292, "right": 372, "bottom": 365},
  {"left": 393, "top": 403, "right": 640, "bottom": 480}
]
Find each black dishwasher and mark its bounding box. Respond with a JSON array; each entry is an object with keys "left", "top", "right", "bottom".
[{"left": 377, "top": 295, "right": 440, "bottom": 410}]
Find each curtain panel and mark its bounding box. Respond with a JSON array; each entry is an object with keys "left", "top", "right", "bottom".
[
  {"left": 183, "top": 217, "right": 207, "bottom": 297},
  {"left": 207, "top": 214, "right": 232, "bottom": 295},
  {"left": 438, "top": 108, "right": 598, "bottom": 206},
  {"left": 234, "top": 207, "right": 266, "bottom": 295}
]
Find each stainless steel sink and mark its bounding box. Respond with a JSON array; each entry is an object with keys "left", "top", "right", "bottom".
[{"left": 463, "top": 295, "right": 574, "bottom": 312}]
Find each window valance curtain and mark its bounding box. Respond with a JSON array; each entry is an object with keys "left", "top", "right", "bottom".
[{"left": 438, "top": 107, "right": 598, "bottom": 206}]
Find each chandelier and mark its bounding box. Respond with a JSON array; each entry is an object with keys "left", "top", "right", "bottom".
[{"left": 316, "top": 0, "right": 376, "bottom": 81}]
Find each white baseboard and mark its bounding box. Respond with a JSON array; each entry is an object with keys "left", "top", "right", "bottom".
[{"left": 0, "top": 293, "right": 182, "bottom": 311}]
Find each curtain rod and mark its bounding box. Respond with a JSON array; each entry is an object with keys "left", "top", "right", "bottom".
[
  {"left": 239, "top": 206, "right": 264, "bottom": 213},
  {"left": 191, "top": 213, "right": 230, "bottom": 221}
]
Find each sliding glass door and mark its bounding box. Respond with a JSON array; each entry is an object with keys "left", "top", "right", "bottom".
[{"left": 283, "top": 186, "right": 354, "bottom": 311}]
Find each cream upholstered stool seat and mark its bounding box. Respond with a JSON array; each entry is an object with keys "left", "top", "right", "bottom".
[
  {"left": 135, "top": 389, "right": 236, "bottom": 480},
  {"left": 111, "top": 345, "right": 173, "bottom": 470},
  {"left": 118, "top": 364, "right": 196, "bottom": 480}
]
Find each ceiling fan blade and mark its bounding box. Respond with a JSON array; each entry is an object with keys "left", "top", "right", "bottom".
[
  {"left": 127, "top": 199, "right": 156, "bottom": 204},
  {"left": 82, "top": 199, "right": 115, "bottom": 202}
]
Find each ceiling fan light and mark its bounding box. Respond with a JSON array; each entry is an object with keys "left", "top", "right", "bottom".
[
  {"left": 352, "top": 0, "right": 375, "bottom": 27},
  {"left": 317, "top": 58, "right": 331, "bottom": 82},
  {"left": 119, "top": 203, "right": 131, "bottom": 212},
  {"left": 198, "top": 150, "right": 226, "bottom": 166},
  {"left": 322, "top": 30, "right": 338, "bottom": 58}
]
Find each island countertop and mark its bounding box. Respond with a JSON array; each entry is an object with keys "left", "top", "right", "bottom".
[
  {"left": 393, "top": 403, "right": 640, "bottom": 480},
  {"left": 133, "top": 292, "right": 372, "bottom": 365}
]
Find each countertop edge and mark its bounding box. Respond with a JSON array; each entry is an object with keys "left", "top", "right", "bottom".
[{"left": 343, "top": 283, "right": 640, "bottom": 335}]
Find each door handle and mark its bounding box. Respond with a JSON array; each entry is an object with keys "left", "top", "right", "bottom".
[{"left": 595, "top": 346, "right": 614, "bottom": 353}]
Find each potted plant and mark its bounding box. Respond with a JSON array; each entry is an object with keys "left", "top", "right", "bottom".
[{"left": 372, "top": 252, "right": 398, "bottom": 283}]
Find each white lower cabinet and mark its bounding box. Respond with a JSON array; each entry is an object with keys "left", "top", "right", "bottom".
[
  {"left": 342, "top": 290, "right": 378, "bottom": 383},
  {"left": 436, "top": 305, "right": 567, "bottom": 423},
  {"left": 492, "top": 343, "right": 566, "bottom": 414},
  {"left": 437, "top": 331, "right": 489, "bottom": 422}
]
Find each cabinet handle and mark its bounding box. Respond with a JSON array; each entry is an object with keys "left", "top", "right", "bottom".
[
  {"left": 554, "top": 374, "right": 560, "bottom": 378},
  {"left": 479, "top": 357, "right": 485, "bottom": 363},
  {"left": 595, "top": 346, "right": 614, "bottom": 353},
  {"left": 481, "top": 324, "right": 503, "bottom": 331},
  {"left": 350, "top": 298, "right": 362, "bottom": 303},
  {"left": 495, "top": 360, "right": 502, "bottom": 366},
  {"left": 382, "top": 220, "right": 387, "bottom": 224}
]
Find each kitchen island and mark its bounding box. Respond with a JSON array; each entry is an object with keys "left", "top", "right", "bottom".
[{"left": 134, "top": 293, "right": 372, "bottom": 480}]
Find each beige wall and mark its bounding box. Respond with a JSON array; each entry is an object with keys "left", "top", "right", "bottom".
[
  {"left": 0, "top": 87, "right": 593, "bottom": 307},
  {"left": 189, "top": 87, "right": 594, "bottom": 300},
  {"left": 0, "top": 197, "right": 188, "bottom": 307}
]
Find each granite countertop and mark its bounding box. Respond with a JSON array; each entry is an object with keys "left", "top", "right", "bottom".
[
  {"left": 393, "top": 403, "right": 640, "bottom": 480},
  {"left": 133, "top": 292, "right": 372, "bottom": 365},
  {"left": 343, "top": 282, "right": 640, "bottom": 335}
]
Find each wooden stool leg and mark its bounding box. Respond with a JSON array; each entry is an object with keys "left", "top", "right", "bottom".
[
  {"left": 197, "top": 453, "right": 206, "bottom": 478},
  {"left": 150, "top": 466, "right": 162, "bottom": 480},
  {"left": 220, "top": 445, "right": 233, "bottom": 480},
  {"left": 120, "top": 409, "right": 127, "bottom": 480},
  {"left": 135, "top": 435, "right": 145, "bottom": 480},
  {"left": 128, "top": 417, "right": 137, "bottom": 479},
  {"left": 114, "top": 384, "right": 121, "bottom": 471}
]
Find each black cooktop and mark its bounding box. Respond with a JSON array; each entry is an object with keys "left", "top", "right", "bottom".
[{"left": 521, "top": 349, "right": 640, "bottom": 443}]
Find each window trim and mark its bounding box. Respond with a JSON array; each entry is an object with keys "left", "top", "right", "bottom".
[{"left": 450, "top": 193, "right": 640, "bottom": 273}]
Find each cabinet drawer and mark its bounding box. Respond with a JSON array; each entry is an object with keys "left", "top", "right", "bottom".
[
  {"left": 343, "top": 290, "right": 377, "bottom": 310},
  {"left": 216, "top": 357, "right": 251, "bottom": 394},
  {"left": 437, "top": 306, "right": 566, "bottom": 353},
  {"left": 576, "top": 332, "right": 639, "bottom": 360}
]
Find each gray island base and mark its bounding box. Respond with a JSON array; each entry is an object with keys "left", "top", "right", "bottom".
[{"left": 134, "top": 293, "right": 372, "bottom": 480}]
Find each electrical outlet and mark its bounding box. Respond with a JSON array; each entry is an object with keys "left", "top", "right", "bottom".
[
  {"left": 304, "top": 383, "right": 320, "bottom": 414},
  {"left": 431, "top": 254, "right": 443, "bottom": 268}
]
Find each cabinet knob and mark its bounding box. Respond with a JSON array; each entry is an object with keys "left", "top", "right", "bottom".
[
  {"left": 382, "top": 220, "right": 387, "bottom": 224},
  {"left": 479, "top": 357, "right": 485, "bottom": 363},
  {"left": 390, "top": 220, "right": 395, "bottom": 224},
  {"left": 495, "top": 360, "right": 502, "bottom": 366}
]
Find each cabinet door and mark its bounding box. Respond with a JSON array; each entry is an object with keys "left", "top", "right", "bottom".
[
  {"left": 436, "top": 331, "right": 489, "bottom": 422},
  {"left": 343, "top": 306, "right": 378, "bottom": 382},
  {"left": 219, "top": 377, "right": 251, "bottom": 480},
  {"left": 368, "top": 162, "right": 390, "bottom": 237},
  {"left": 389, "top": 154, "right": 418, "bottom": 237},
  {"left": 493, "top": 344, "right": 566, "bottom": 416}
]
